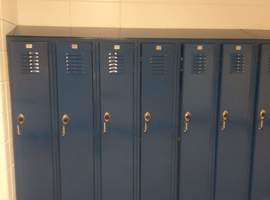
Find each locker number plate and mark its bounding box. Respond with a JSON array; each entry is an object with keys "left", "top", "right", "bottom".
[
  {"left": 235, "top": 45, "right": 242, "bottom": 51},
  {"left": 71, "top": 44, "right": 79, "bottom": 49},
  {"left": 114, "top": 45, "right": 121, "bottom": 50},
  {"left": 25, "top": 44, "right": 33, "bottom": 49},
  {"left": 155, "top": 45, "right": 162, "bottom": 51},
  {"left": 197, "top": 45, "right": 204, "bottom": 51}
]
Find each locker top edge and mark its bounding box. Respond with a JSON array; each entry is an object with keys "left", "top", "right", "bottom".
[{"left": 6, "top": 26, "right": 270, "bottom": 40}]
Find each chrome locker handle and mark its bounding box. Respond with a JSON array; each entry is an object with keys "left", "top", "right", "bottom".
[
  {"left": 184, "top": 112, "right": 191, "bottom": 133},
  {"left": 258, "top": 109, "right": 266, "bottom": 130},
  {"left": 221, "top": 110, "right": 229, "bottom": 131},
  {"left": 16, "top": 113, "right": 25, "bottom": 136},
  {"left": 143, "top": 112, "right": 151, "bottom": 135},
  {"left": 61, "top": 114, "right": 71, "bottom": 136},
  {"left": 103, "top": 112, "right": 111, "bottom": 134}
]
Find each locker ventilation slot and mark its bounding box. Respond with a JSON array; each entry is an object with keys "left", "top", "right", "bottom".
[
  {"left": 21, "top": 51, "right": 40, "bottom": 74},
  {"left": 65, "top": 53, "right": 86, "bottom": 74},
  {"left": 231, "top": 53, "right": 245, "bottom": 73},
  {"left": 192, "top": 53, "right": 207, "bottom": 74},
  {"left": 107, "top": 52, "right": 124, "bottom": 75},
  {"left": 150, "top": 55, "right": 167, "bottom": 75}
]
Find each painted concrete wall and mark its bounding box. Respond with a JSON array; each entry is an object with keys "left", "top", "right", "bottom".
[
  {"left": 17, "top": 0, "right": 270, "bottom": 29},
  {"left": 0, "top": 1, "right": 17, "bottom": 199}
]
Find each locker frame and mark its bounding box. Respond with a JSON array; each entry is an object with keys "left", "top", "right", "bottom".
[
  {"left": 249, "top": 44, "right": 270, "bottom": 200},
  {"left": 139, "top": 39, "right": 181, "bottom": 200},
  {"left": 7, "top": 28, "right": 270, "bottom": 200}
]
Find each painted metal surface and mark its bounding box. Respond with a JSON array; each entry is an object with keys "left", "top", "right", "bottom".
[
  {"left": 140, "top": 42, "right": 178, "bottom": 200},
  {"left": 179, "top": 43, "right": 219, "bottom": 200},
  {"left": 215, "top": 44, "right": 257, "bottom": 200},
  {"left": 250, "top": 44, "right": 270, "bottom": 200},
  {"left": 9, "top": 41, "right": 54, "bottom": 200},
  {"left": 56, "top": 41, "right": 94, "bottom": 200},
  {"left": 8, "top": 35, "right": 268, "bottom": 200},
  {"left": 99, "top": 41, "right": 135, "bottom": 200}
]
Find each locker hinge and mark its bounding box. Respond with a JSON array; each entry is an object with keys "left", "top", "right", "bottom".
[{"left": 179, "top": 57, "right": 184, "bottom": 72}]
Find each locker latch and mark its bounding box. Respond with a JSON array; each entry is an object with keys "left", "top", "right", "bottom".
[
  {"left": 16, "top": 113, "right": 25, "bottom": 136},
  {"left": 221, "top": 110, "right": 229, "bottom": 131},
  {"left": 103, "top": 112, "right": 111, "bottom": 134},
  {"left": 258, "top": 109, "right": 266, "bottom": 130},
  {"left": 144, "top": 112, "right": 151, "bottom": 135},
  {"left": 61, "top": 114, "right": 71, "bottom": 136},
  {"left": 184, "top": 112, "right": 191, "bottom": 133}
]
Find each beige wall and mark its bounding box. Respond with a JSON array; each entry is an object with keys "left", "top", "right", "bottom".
[
  {"left": 17, "top": 0, "right": 270, "bottom": 29},
  {"left": 0, "top": 1, "right": 17, "bottom": 200},
  {"left": 0, "top": 1, "right": 270, "bottom": 200}
]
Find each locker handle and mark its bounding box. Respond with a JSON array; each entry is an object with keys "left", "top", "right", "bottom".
[
  {"left": 184, "top": 112, "right": 191, "bottom": 133},
  {"left": 16, "top": 113, "right": 25, "bottom": 136},
  {"left": 221, "top": 110, "right": 229, "bottom": 131},
  {"left": 144, "top": 112, "right": 151, "bottom": 135},
  {"left": 61, "top": 114, "right": 71, "bottom": 136},
  {"left": 103, "top": 112, "right": 111, "bottom": 134},
  {"left": 258, "top": 109, "right": 266, "bottom": 130}
]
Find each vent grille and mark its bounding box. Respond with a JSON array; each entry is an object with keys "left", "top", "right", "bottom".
[
  {"left": 231, "top": 53, "right": 245, "bottom": 73},
  {"left": 150, "top": 55, "right": 167, "bottom": 75},
  {"left": 65, "top": 53, "right": 86, "bottom": 74},
  {"left": 107, "top": 52, "right": 124, "bottom": 75},
  {"left": 192, "top": 53, "right": 207, "bottom": 74},
  {"left": 21, "top": 51, "right": 40, "bottom": 74}
]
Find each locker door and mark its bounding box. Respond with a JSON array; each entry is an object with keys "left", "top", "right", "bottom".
[
  {"left": 141, "top": 42, "right": 178, "bottom": 200},
  {"left": 99, "top": 41, "right": 135, "bottom": 200},
  {"left": 9, "top": 41, "right": 54, "bottom": 200},
  {"left": 179, "top": 44, "right": 219, "bottom": 200},
  {"left": 251, "top": 44, "right": 270, "bottom": 200},
  {"left": 215, "top": 44, "right": 257, "bottom": 200},
  {"left": 56, "top": 41, "right": 94, "bottom": 200}
]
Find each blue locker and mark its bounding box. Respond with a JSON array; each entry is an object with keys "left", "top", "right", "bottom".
[
  {"left": 140, "top": 42, "right": 178, "bottom": 200},
  {"left": 56, "top": 41, "right": 94, "bottom": 200},
  {"left": 250, "top": 44, "right": 270, "bottom": 200},
  {"left": 9, "top": 41, "right": 54, "bottom": 200},
  {"left": 99, "top": 41, "right": 136, "bottom": 200},
  {"left": 215, "top": 44, "right": 257, "bottom": 200},
  {"left": 179, "top": 44, "right": 219, "bottom": 200}
]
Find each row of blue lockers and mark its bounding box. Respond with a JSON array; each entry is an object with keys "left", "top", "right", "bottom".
[{"left": 7, "top": 37, "right": 270, "bottom": 200}]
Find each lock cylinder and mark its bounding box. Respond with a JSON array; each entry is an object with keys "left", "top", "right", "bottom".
[
  {"left": 144, "top": 112, "right": 151, "bottom": 134},
  {"left": 184, "top": 112, "right": 191, "bottom": 133},
  {"left": 258, "top": 109, "right": 267, "bottom": 130},
  {"left": 61, "top": 114, "right": 71, "bottom": 136},
  {"left": 103, "top": 112, "right": 111, "bottom": 134}
]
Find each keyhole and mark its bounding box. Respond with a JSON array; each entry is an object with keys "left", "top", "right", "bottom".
[
  {"left": 104, "top": 112, "right": 111, "bottom": 123},
  {"left": 144, "top": 112, "right": 151, "bottom": 122},
  {"left": 260, "top": 110, "right": 266, "bottom": 120},
  {"left": 62, "top": 114, "right": 71, "bottom": 125},
  {"left": 185, "top": 112, "right": 191, "bottom": 123},
  {"left": 223, "top": 111, "right": 229, "bottom": 121},
  {"left": 17, "top": 113, "right": 25, "bottom": 126}
]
